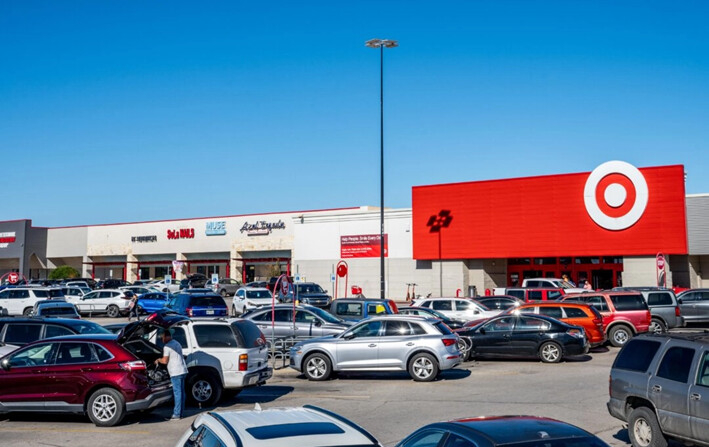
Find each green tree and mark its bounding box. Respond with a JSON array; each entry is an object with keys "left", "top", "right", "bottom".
[{"left": 49, "top": 265, "right": 80, "bottom": 280}]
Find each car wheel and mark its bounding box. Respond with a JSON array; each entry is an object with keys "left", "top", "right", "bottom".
[
  {"left": 628, "top": 407, "right": 668, "bottom": 447},
  {"left": 609, "top": 325, "right": 633, "bottom": 347},
  {"left": 457, "top": 338, "right": 471, "bottom": 361},
  {"left": 22, "top": 307, "right": 33, "bottom": 316},
  {"left": 303, "top": 353, "right": 332, "bottom": 381},
  {"left": 87, "top": 387, "right": 126, "bottom": 427},
  {"left": 539, "top": 341, "right": 562, "bottom": 363},
  {"left": 232, "top": 305, "right": 241, "bottom": 317},
  {"left": 106, "top": 305, "right": 120, "bottom": 318},
  {"left": 188, "top": 373, "right": 222, "bottom": 406},
  {"left": 648, "top": 319, "right": 667, "bottom": 334},
  {"left": 408, "top": 353, "right": 439, "bottom": 382}
]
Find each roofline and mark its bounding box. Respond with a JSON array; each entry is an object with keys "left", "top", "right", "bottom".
[{"left": 41, "top": 206, "right": 366, "bottom": 229}]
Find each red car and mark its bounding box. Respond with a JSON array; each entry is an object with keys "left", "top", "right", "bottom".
[
  {"left": 561, "top": 291, "right": 651, "bottom": 347},
  {"left": 0, "top": 331, "right": 173, "bottom": 426}
]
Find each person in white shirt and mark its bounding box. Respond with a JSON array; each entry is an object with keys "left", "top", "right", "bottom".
[{"left": 155, "top": 329, "right": 188, "bottom": 420}]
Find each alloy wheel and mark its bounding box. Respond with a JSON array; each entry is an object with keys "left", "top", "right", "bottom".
[
  {"left": 192, "top": 379, "right": 213, "bottom": 402},
  {"left": 412, "top": 357, "right": 433, "bottom": 379},
  {"left": 92, "top": 394, "right": 117, "bottom": 422},
  {"left": 541, "top": 343, "right": 561, "bottom": 362},
  {"left": 306, "top": 357, "right": 327, "bottom": 379},
  {"left": 633, "top": 417, "right": 652, "bottom": 447}
]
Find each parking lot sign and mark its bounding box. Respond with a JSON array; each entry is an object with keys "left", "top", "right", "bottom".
[{"left": 165, "top": 276, "right": 171, "bottom": 285}]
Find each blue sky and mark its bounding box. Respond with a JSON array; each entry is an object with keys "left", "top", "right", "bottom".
[{"left": 2, "top": 1, "right": 707, "bottom": 227}]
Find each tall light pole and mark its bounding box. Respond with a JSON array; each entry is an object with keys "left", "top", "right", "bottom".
[{"left": 366, "top": 38, "right": 398, "bottom": 300}]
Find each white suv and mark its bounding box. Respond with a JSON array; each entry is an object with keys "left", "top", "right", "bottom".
[
  {"left": 174, "top": 405, "right": 382, "bottom": 447},
  {"left": 65, "top": 289, "right": 132, "bottom": 318},
  {"left": 0, "top": 288, "right": 55, "bottom": 316},
  {"left": 125, "top": 312, "right": 272, "bottom": 406}
]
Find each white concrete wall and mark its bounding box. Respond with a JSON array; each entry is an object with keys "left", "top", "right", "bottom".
[
  {"left": 622, "top": 256, "right": 672, "bottom": 287},
  {"left": 46, "top": 227, "right": 87, "bottom": 258}
]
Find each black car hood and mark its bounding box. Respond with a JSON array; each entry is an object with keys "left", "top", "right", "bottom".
[{"left": 116, "top": 311, "right": 190, "bottom": 344}]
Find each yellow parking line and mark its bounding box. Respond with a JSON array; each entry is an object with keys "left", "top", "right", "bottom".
[{"left": 0, "top": 427, "right": 151, "bottom": 434}]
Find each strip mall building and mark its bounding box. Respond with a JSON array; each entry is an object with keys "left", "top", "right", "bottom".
[{"left": 2, "top": 162, "right": 708, "bottom": 297}]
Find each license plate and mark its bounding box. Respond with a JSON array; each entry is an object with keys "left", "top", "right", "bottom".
[{"left": 206, "top": 310, "right": 215, "bottom": 315}]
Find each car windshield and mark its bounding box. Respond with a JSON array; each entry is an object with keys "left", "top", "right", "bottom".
[
  {"left": 246, "top": 290, "right": 272, "bottom": 299},
  {"left": 307, "top": 306, "right": 345, "bottom": 324},
  {"left": 297, "top": 284, "right": 324, "bottom": 294},
  {"left": 190, "top": 296, "right": 225, "bottom": 307}
]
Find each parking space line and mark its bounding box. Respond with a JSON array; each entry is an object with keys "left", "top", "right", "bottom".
[{"left": 0, "top": 427, "right": 151, "bottom": 434}]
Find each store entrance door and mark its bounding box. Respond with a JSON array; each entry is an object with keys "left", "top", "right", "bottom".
[
  {"left": 591, "top": 269, "right": 614, "bottom": 290},
  {"left": 245, "top": 265, "right": 256, "bottom": 283}
]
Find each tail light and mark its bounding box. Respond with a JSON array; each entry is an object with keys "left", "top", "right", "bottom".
[
  {"left": 239, "top": 353, "right": 248, "bottom": 371},
  {"left": 186, "top": 307, "right": 193, "bottom": 317},
  {"left": 442, "top": 338, "right": 457, "bottom": 347},
  {"left": 567, "top": 328, "right": 584, "bottom": 338},
  {"left": 675, "top": 306, "right": 681, "bottom": 317},
  {"left": 120, "top": 360, "right": 146, "bottom": 371}
]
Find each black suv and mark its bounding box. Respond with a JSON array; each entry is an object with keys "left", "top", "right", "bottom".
[
  {"left": 0, "top": 317, "right": 111, "bottom": 347},
  {"left": 608, "top": 333, "right": 709, "bottom": 447}
]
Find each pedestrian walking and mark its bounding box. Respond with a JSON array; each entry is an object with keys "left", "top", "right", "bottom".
[
  {"left": 127, "top": 292, "right": 139, "bottom": 321},
  {"left": 155, "top": 329, "right": 188, "bottom": 420}
]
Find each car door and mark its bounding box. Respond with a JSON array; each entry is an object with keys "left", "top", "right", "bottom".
[
  {"left": 76, "top": 291, "right": 100, "bottom": 313},
  {"left": 650, "top": 345, "right": 696, "bottom": 437},
  {"left": 9, "top": 289, "right": 31, "bottom": 316},
  {"left": 695, "top": 291, "right": 709, "bottom": 323},
  {"left": 690, "top": 349, "right": 709, "bottom": 441},
  {"left": 377, "top": 320, "right": 415, "bottom": 369},
  {"left": 430, "top": 300, "right": 454, "bottom": 318},
  {"left": 0, "top": 341, "right": 59, "bottom": 407},
  {"left": 473, "top": 316, "right": 515, "bottom": 356},
  {"left": 0, "top": 289, "right": 14, "bottom": 314},
  {"left": 508, "top": 315, "right": 551, "bottom": 357},
  {"left": 454, "top": 300, "right": 479, "bottom": 320},
  {"left": 253, "top": 309, "right": 293, "bottom": 338},
  {"left": 234, "top": 289, "right": 246, "bottom": 314},
  {"left": 334, "top": 320, "right": 383, "bottom": 369},
  {"left": 46, "top": 341, "right": 100, "bottom": 408},
  {"left": 679, "top": 292, "right": 698, "bottom": 321},
  {"left": 294, "top": 310, "right": 325, "bottom": 337}
]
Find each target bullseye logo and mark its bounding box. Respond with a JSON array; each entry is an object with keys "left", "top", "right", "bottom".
[{"left": 584, "top": 161, "right": 648, "bottom": 231}]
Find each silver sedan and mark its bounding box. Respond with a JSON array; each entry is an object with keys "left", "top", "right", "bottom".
[{"left": 289, "top": 315, "right": 461, "bottom": 382}]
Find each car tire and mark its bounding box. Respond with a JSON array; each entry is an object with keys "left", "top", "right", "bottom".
[
  {"left": 106, "top": 305, "right": 120, "bottom": 318},
  {"left": 609, "top": 325, "right": 633, "bottom": 347},
  {"left": 87, "top": 387, "right": 126, "bottom": 427},
  {"left": 303, "top": 353, "right": 332, "bottom": 381},
  {"left": 628, "top": 406, "right": 668, "bottom": 447},
  {"left": 22, "top": 307, "right": 33, "bottom": 316},
  {"left": 408, "top": 353, "right": 439, "bottom": 382},
  {"left": 648, "top": 319, "right": 667, "bottom": 334},
  {"left": 539, "top": 341, "right": 562, "bottom": 363},
  {"left": 232, "top": 305, "right": 241, "bottom": 317},
  {"left": 188, "top": 372, "right": 223, "bottom": 406}
]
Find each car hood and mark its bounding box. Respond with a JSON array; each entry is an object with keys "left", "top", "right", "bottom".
[
  {"left": 244, "top": 297, "right": 275, "bottom": 305},
  {"left": 116, "top": 311, "right": 190, "bottom": 344}
]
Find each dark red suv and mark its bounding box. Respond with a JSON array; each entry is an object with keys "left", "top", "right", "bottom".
[{"left": 0, "top": 332, "right": 172, "bottom": 426}]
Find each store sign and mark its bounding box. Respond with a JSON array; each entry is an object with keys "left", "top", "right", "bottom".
[
  {"left": 0, "top": 232, "right": 16, "bottom": 248},
  {"left": 412, "top": 163, "right": 687, "bottom": 259},
  {"left": 205, "top": 221, "right": 226, "bottom": 236},
  {"left": 131, "top": 235, "right": 157, "bottom": 243},
  {"left": 341, "top": 234, "right": 389, "bottom": 258},
  {"left": 240, "top": 220, "right": 285, "bottom": 236},
  {"left": 167, "top": 228, "right": 195, "bottom": 240}
]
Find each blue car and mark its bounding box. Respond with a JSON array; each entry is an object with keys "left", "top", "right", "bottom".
[
  {"left": 165, "top": 291, "right": 228, "bottom": 317},
  {"left": 136, "top": 292, "right": 170, "bottom": 314}
]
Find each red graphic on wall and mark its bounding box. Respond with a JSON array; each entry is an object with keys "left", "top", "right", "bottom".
[
  {"left": 412, "top": 164, "right": 687, "bottom": 259},
  {"left": 340, "top": 234, "right": 388, "bottom": 258}
]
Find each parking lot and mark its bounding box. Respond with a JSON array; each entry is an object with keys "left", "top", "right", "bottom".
[{"left": 0, "top": 313, "right": 633, "bottom": 447}]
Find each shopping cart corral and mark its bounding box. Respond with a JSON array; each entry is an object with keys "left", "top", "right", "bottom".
[{"left": 265, "top": 335, "right": 317, "bottom": 369}]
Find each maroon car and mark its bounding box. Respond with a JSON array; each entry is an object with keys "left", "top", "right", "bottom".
[{"left": 0, "top": 332, "right": 173, "bottom": 426}]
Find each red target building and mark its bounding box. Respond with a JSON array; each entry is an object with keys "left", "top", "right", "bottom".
[{"left": 412, "top": 162, "right": 688, "bottom": 290}]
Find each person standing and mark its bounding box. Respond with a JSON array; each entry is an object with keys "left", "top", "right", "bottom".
[
  {"left": 155, "top": 330, "right": 188, "bottom": 420},
  {"left": 127, "top": 292, "right": 139, "bottom": 321}
]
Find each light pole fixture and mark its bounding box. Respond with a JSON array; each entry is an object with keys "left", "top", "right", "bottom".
[
  {"left": 366, "top": 38, "right": 398, "bottom": 300},
  {"left": 427, "top": 210, "right": 453, "bottom": 297}
]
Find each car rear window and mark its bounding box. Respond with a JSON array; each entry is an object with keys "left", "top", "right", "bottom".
[
  {"left": 647, "top": 292, "right": 674, "bottom": 306},
  {"left": 433, "top": 321, "right": 453, "bottom": 335},
  {"left": 193, "top": 324, "right": 238, "bottom": 348},
  {"left": 610, "top": 294, "right": 648, "bottom": 311},
  {"left": 231, "top": 320, "right": 266, "bottom": 348},
  {"left": 190, "top": 295, "right": 226, "bottom": 307},
  {"left": 614, "top": 339, "right": 662, "bottom": 372}
]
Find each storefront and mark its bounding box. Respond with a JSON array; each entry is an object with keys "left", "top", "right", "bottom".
[
  {"left": 0, "top": 219, "right": 47, "bottom": 280},
  {"left": 412, "top": 162, "right": 688, "bottom": 291}
]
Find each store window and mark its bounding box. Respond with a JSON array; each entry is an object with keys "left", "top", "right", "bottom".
[{"left": 154, "top": 266, "right": 173, "bottom": 278}]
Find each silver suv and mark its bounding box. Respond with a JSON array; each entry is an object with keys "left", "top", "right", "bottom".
[
  {"left": 608, "top": 333, "right": 709, "bottom": 447},
  {"left": 289, "top": 315, "right": 461, "bottom": 382}
]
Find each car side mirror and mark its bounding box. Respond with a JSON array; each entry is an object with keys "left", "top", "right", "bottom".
[
  {"left": 479, "top": 328, "right": 486, "bottom": 335},
  {"left": 313, "top": 319, "right": 323, "bottom": 327},
  {"left": 678, "top": 298, "right": 683, "bottom": 304},
  {"left": 343, "top": 333, "right": 356, "bottom": 340},
  {"left": 1, "top": 359, "right": 10, "bottom": 371},
  {"left": 474, "top": 309, "right": 480, "bottom": 314}
]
